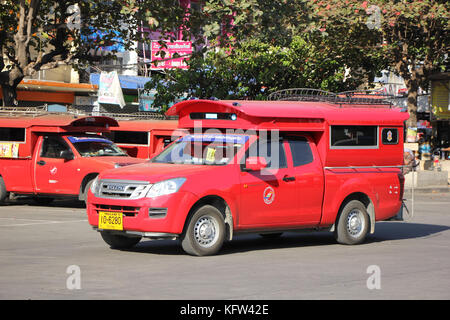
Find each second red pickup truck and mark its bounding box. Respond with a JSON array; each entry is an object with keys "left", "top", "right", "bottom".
[{"left": 0, "top": 114, "right": 146, "bottom": 204}]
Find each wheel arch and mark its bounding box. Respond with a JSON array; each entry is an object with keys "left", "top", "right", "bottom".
[
  {"left": 184, "top": 195, "right": 234, "bottom": 241},
  {"left": 331, "top": 192, "right": 376, "bottom": 234}
]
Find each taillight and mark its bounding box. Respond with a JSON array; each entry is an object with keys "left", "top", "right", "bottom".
[{"left": 398, "top": 172, "right": 405, "bottom": 200}]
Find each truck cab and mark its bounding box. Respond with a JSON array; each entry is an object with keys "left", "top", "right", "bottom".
[
  {"left": 87, "top": 93, "right": 409, "bottom": 256},
  {"left": 0, "top": 115, "right": 146, "bottom": 204}
]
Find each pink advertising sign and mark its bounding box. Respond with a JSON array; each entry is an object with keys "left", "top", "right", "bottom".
[{"left": 151, "top": 41, "right": 192, "bottom": 70}]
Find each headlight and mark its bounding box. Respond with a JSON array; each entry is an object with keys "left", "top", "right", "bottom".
[
  {"left": 90, "top": 176, "right": 100, "bottom": 195},
  {"left": 146, "top": 178, "right": 186, "bottom": 198}
]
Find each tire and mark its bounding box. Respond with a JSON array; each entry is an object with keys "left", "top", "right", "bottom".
[
  {"left": 32, "top": 197, "right": 54, "bottom": 205},
  {"left": 100, "top": 231, "right": 142, "bottom": 249},
  {"left": 0, "top": 177, "right": 7, "bottom": 203},
  {"left": 335, "top": 200, "right": 370, "bottom": 245},
  {"left": 181, "top": 205, "right": 226, "bottom": 256},
  {"left": 80, "top": 177, "right": 96, "bottom": 203}
]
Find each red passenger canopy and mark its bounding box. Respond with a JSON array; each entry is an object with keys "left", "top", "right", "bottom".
[{"left": 166, "top": 99, "right": 409, "bottom": 131}]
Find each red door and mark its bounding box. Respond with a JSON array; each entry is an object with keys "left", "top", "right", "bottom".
[
  {"left": 34, "top": 136, "right": 79, "bottom": 195},
  {"left": 238, "top": 139, "right": 299, "bottom": 227}
]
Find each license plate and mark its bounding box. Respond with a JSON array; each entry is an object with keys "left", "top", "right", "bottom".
[{"left": 98, "top": 211, "right": 123, "bottom": 230}]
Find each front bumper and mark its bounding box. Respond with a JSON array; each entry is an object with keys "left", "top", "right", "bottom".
[{"left": 87, "top": 190, "right": 199, "bottom": 235}]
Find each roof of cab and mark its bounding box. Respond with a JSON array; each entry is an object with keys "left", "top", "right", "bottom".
[
  {"left": 0, "top": 114, "right": 119, "bottom": 130},
  {"left": 166, "top": 99, "right": 409, "bottom": 126}
]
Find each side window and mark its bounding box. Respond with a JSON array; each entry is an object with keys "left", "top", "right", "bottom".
[
  {"left": 330, "top": 125, "right": 378, "bottom": 148},
  {"left": 40, "top": 136, "right": 72, "bottom": 158},
  {"left": 107, "top": 131, "right": 149, "bottom": 145},
  {"left": 0, "top": 127, "right": 25, "bottom": 142},
  {"left": 287, "top": 137, "right": 314, "bottom": 167},
  {"left": 244, "top": 139, "right": 287, "bottom": 169}
]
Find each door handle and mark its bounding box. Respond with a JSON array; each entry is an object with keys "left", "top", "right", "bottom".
[
  {"left": 37, "top": 160, "right": 46, "bottom": 166},
  {"left": 283, "top": 175, "right": 296, "bottom": 182}
]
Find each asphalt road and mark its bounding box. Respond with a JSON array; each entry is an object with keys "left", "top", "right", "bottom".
[{"left": 0, "top": 192, "right": 449, "bottom": 300}]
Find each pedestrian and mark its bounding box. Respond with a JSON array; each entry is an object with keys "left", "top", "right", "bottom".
[{"left": 403, "top": 147, "right": 416, "bottom": 175}]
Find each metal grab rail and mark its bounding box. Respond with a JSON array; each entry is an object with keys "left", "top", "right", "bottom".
[{"left": 267, "top": 88, "right": 396, "bottom": 107}]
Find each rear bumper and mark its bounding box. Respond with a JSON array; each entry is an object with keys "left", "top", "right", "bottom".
[{"left": 86, "top": 190, "right": 199, "bottom": 235}]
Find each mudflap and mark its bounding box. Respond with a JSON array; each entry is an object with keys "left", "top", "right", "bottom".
[{"left": 387, "top": 201, "right": 409, "bottom": 221}]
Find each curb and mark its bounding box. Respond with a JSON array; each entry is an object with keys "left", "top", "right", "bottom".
[{"left": 404, "top": 186, "right": 450, "bottom": 193}]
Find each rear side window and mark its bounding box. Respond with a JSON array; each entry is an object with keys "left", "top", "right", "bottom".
[
  {"left": 287, "top": 137, "right": 313, "bottom": 167},
  {"left": 330, "top": 125, "right": 378, "bottom": 148},
  {"left": 0, "top": 127, "right": 25, "bottom": 142},
  {"left": 107, "top": 131, "right": 149, "bottom": 145}
]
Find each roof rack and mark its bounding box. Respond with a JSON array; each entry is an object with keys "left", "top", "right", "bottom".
[
  {"left": 0, "top": 106, "right": 48, "bottom": 117},
  {"left": 267, "top": 88, "right": 395, "bottom": 107},
  {"left": 0, "top": 106, "right": 176, "bottom": 120},
  {"left": 267, "top": 88, "right": 336, "bottom": 103}
]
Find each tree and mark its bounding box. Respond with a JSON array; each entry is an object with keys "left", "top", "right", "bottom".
[
  {"left": 307, "top": 0, "right": 450, "bottom": 127},
  {"left": 0, "top": 0, "right": 206, "bottom": 107},
  {"left": 0, "top": 1, "right": 136, "bottom": 106},
  {"left": 145, "top": 35, "right": 377, "bottom": 111}
]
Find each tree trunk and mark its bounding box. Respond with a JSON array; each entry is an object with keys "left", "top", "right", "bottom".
[
  {"left": 1, "top": 85, "right": 19, "bottom": 107},
  {"left": 405, "top": 80, "right": 419, "bottom": 129},
  {"left": 0, "top": 66, "right": 24, "bottom": 107}
]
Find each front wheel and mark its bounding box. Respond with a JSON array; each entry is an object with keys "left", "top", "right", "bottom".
[
  {"left": 335, "top": 200, "right": 370, "bottom": 245},
  {"left": 181, "top": 205, "right": 226, "bottom": 256},
  {"left": 100, "top": 231, "right": 141, "bottom": 249}
]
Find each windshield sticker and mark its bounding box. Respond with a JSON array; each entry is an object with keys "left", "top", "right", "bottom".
[
  {"left": 206, "top": 148, "right": 216, "bottom": 162},
  {"left": 181, "top": 134, "right": 249, "bottom": 144},
  {"left": 263, "top": 186, "right": 275, "bottom": 205},
  {"left": 67, "top": 136, "right": 112, "bottom": 144}
]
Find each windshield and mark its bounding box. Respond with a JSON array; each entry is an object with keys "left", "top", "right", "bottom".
[
  {"left": 68, "top": 136, "right": 127, "bottom": 157},
  {"left": 152, "top": 134, "right": 248, "bottom": 165}
]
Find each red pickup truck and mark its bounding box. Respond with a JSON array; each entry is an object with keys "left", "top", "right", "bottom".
[
  {"left": 87, "top": 93, "right": 408, "bottom": 256},
  {"left": 0, "top": 115, "right": 145, "bottom": 204}
]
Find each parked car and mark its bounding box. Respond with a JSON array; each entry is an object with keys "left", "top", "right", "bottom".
[{"left": 0, "top": 115, "right": 146, "bottom": 204}]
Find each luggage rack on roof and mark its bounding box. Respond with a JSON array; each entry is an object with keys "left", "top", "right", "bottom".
[
  {"left": 0, "top": 106, "right": 176, "bottom": 120},
  {"left": 267, "top": 88, "right": 396, "bottom": 107}
]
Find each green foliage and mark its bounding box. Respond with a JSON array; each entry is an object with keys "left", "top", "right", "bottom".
[
  {"left": 145, "top": 35, "right": 370, "bottom": 110},
  {"left": 307, "top": 0, "right": 450, "bottom": 84},
  {"left": 307, "top": 0, "right": 449, "bottom": 125}
]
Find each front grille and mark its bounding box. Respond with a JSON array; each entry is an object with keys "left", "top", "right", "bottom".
[
  {"left": 97, "top": 179, "right": 152, "bottom": 199},
  {"left": 95, "top": 204, "right": 140, "bottom": 217}
]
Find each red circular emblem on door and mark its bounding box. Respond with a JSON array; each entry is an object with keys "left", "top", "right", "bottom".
[{"left": 263, "top": 186, "right": 275, "bottom": 204}]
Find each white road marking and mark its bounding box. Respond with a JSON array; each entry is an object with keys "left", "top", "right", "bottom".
[{"left": 0, "top": 218, "right": 87, "bottom": 227}]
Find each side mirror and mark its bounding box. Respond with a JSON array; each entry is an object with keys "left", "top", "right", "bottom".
[
  {"left": 59, "top": 150, "right": 74, "bottom": 160},
  {"left": 245, "top": 156, "right": 268, "bottom": 171}
]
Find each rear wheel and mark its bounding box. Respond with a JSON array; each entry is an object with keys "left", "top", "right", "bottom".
[
  {"left": 0, "top": 177, "right": 7, "bottom": 203},
  {"left": 181, "top": 205, "right": 226, "bottom": 256},
  {"left": 100, "top": 231, "right": 142, "bottom": 249},
  {"left": 335, "top": 200, "right": 369, "bottom": 245}
]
